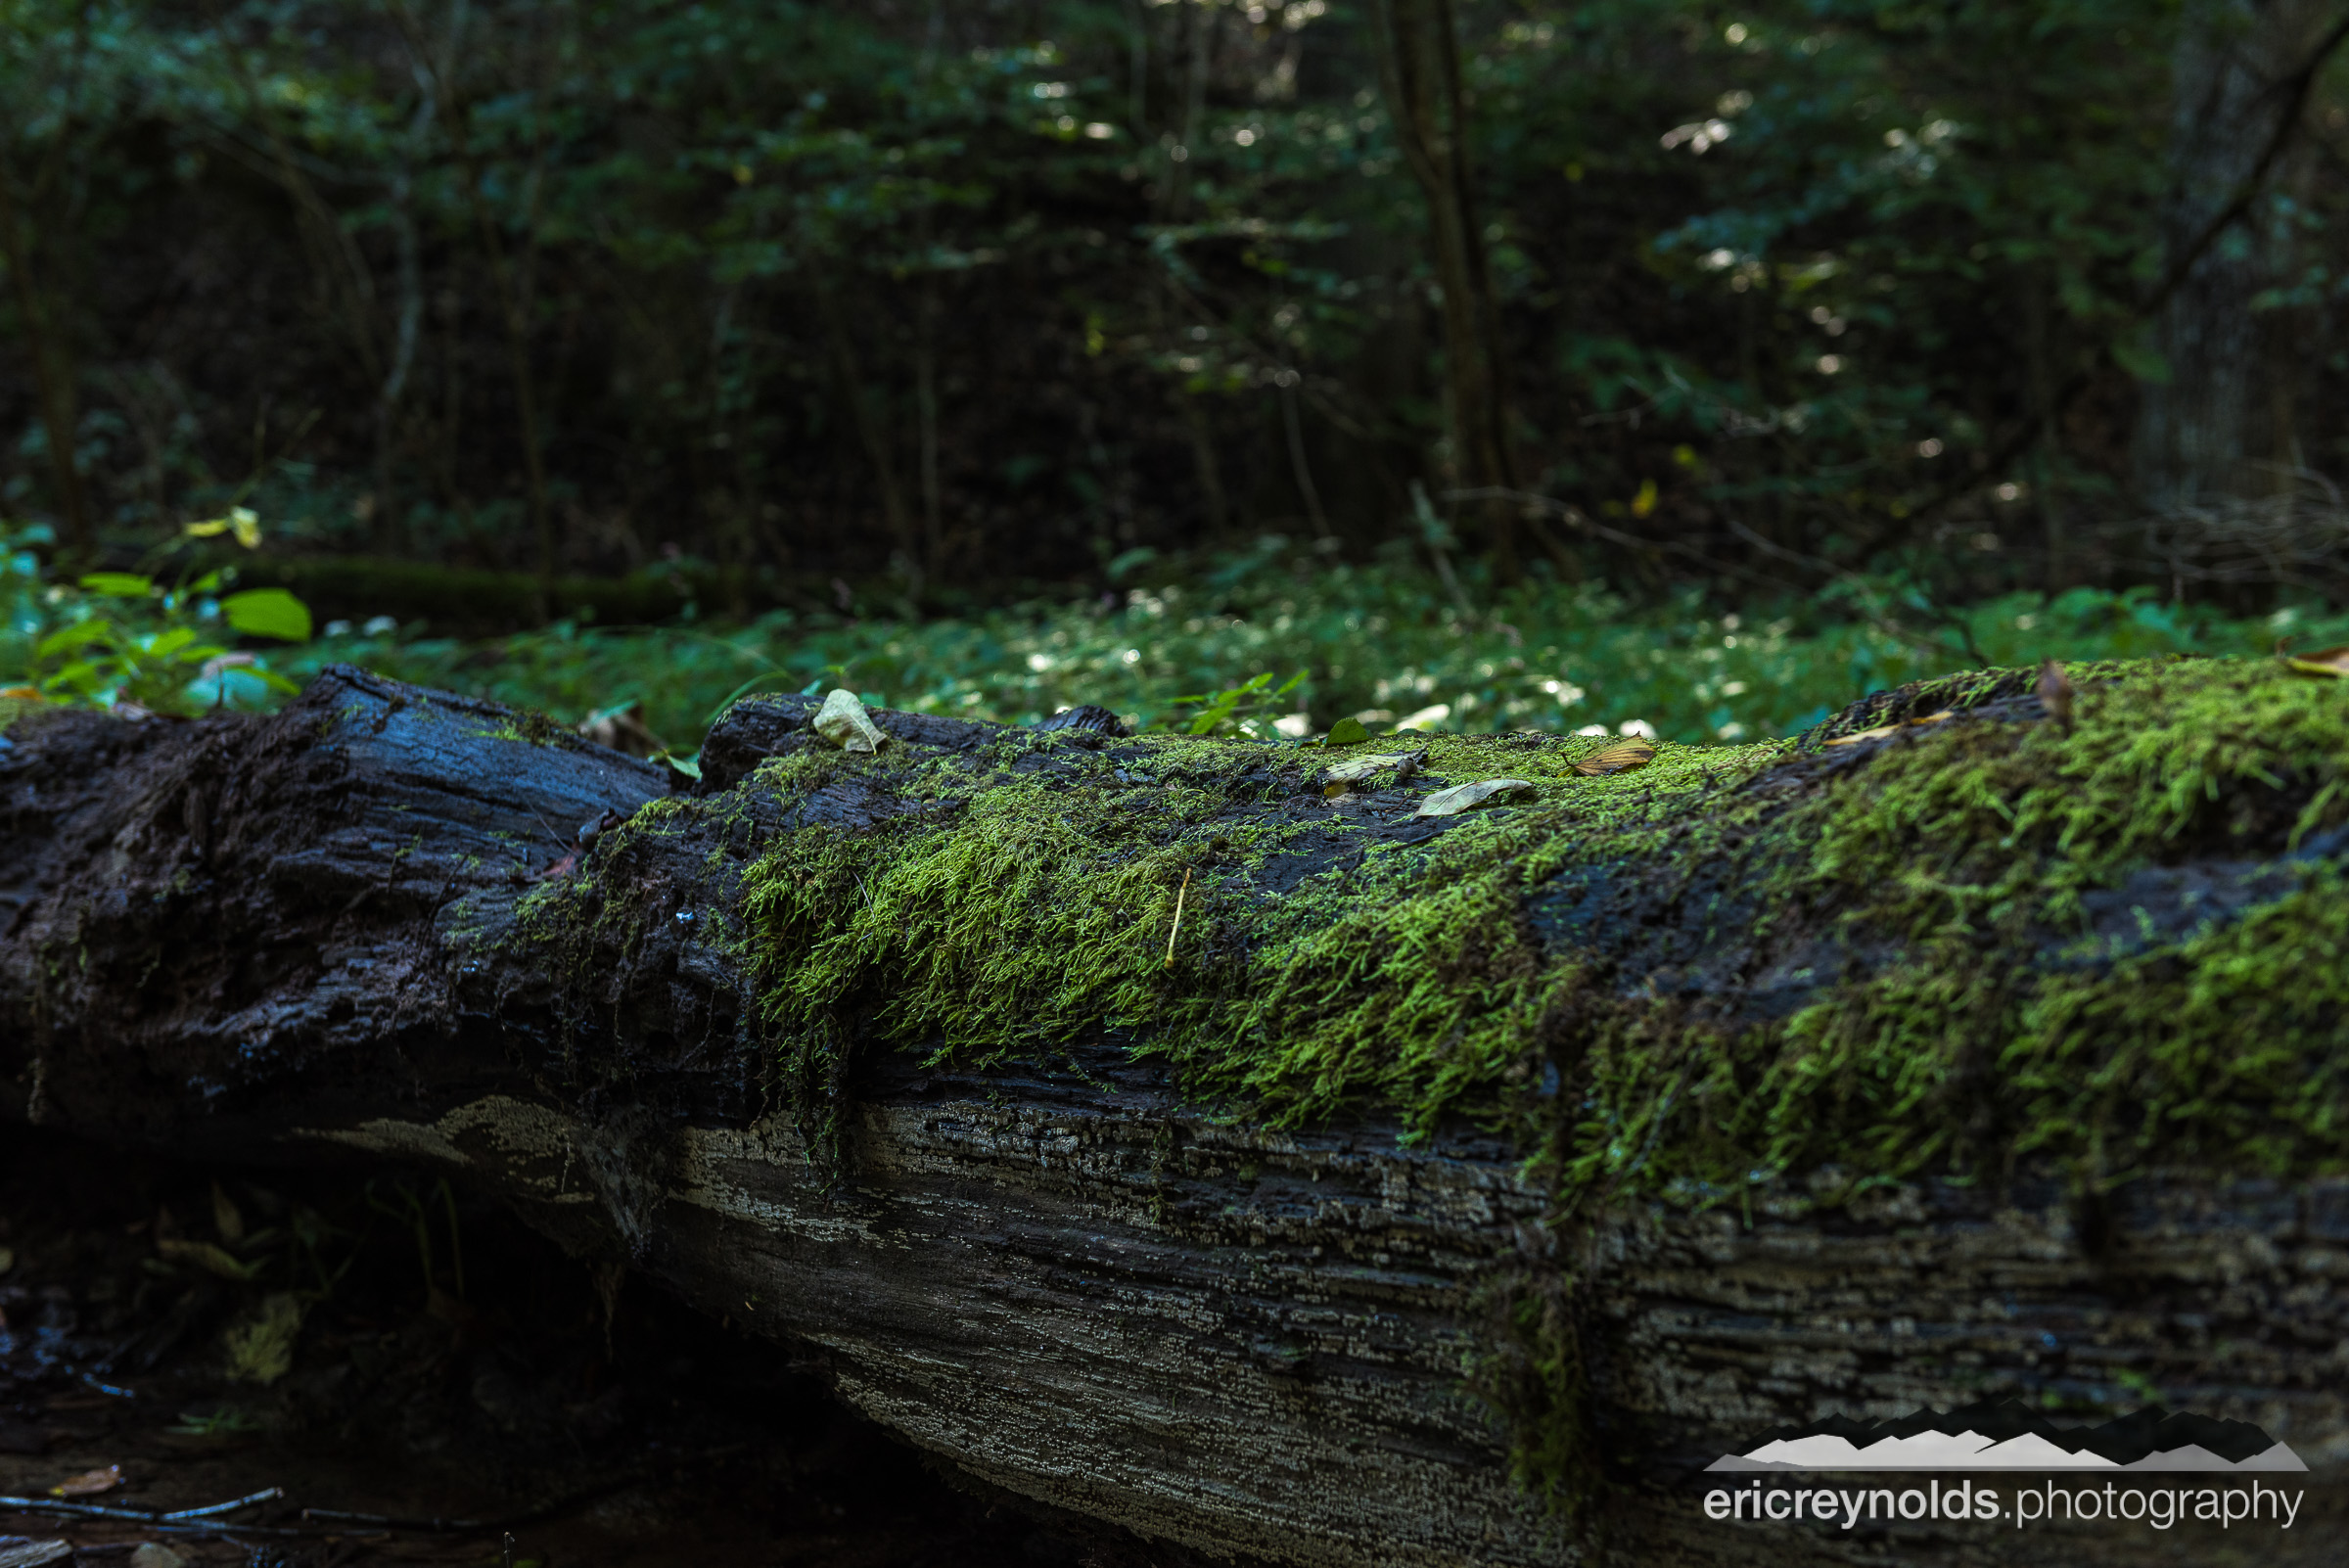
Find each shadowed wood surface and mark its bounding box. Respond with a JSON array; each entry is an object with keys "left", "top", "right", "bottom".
[{"left": 3, "top": 668, "right": 2342, "bottom": 1566}]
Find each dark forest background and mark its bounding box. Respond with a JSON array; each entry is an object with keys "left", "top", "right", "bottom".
[{"left": 7, "top": 0, "right": 2349, "bottom": 624}]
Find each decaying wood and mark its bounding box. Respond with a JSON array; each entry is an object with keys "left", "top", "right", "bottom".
[{"left": 2, "top": 668, "right": 2343, "bottom": 1567}]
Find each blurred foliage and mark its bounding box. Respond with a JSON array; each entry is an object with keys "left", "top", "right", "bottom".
[
  {"left": 23, "top": 534, "right": 2292, "bottom": 752},
  {"left": 3, "top": 0, "right": 2341, "bottom": 600},
  {"left": 2, "top": 517, "right": 312, "bottom": 714}
]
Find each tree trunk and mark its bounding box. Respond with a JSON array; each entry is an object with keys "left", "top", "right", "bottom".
[
  {"left": 3, "top": 669, "right": 2345, "bottom": 1565},
  {"left": 0, "top": 165, "right": 91, "bottom": 559},
  {"left": 1373, "top": 0, "right": 1520, "bottom": 576},
  {"left": 2135, "top": 0, "right": 2331, "bottom": 508}
]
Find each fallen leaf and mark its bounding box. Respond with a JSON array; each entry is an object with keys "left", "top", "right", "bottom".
[
  {"left": 1822, "top": 710, "right": 1958, "bottom": 749},
  {"left": 0, "top": 1539, "right": 73, "bottom": 1568},
  {"left": 812, "top": 688, "right": 887, "bottom": 754},
  {"left": 1411, "top": 778, "right": 1536, "bottom": 818},
  {"left": 51, "top": 1464, "right": 121, "bottom": 1498},
  {"left": 1324, "top": 716, "right": 1371, "bottom": 746},
  {"left": 2282, "top": 644, "right": 2349, "bottom": 678},
  {"left": 1572, "top": 739, "right": 1656, "bottom": 776},
  {"left": 1323, "top": 749, "right": 1428, "bottom": 788},
  {"left": 224, "top": 1293, "right": 307, "bottom": 1386},
  {"left": 156, "top": 1237, "right": 260, "bottom": 1281},
  {"left": 0, "top": 685, "right": 39, "bottom": 703},
  {"left": 128, "top": 1545, "right": 189, "bottom": 1568}
]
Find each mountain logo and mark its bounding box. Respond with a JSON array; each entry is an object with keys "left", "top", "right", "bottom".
[{"left": 1707, "top": 1401, "right": 2307, "bottom": 1473}]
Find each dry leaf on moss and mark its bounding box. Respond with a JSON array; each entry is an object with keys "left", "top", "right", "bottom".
[
  {"left": 813, "top": 688, "right": 887, "bottom": 753},
  {"left": 1323, "top": 749, "right": 1427, "bottom": 792},
  {"left": 1411, "top": 778, "right": 1535, "bottom": 817},
  {"left": 1572, "top": 739, "right": 1656, "bottom": 775},
  {"left": 2281, "top": 644, "right": 2349, "bottom": 678}
]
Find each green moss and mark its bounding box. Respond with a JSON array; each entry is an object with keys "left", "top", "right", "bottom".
[{"left": 735, "top": 724, "right": 1778, "bottom": 1150}]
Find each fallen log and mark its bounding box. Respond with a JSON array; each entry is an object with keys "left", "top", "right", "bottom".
[{"left": 3, "top": 660, "right": 2346, "bottom": 1565}]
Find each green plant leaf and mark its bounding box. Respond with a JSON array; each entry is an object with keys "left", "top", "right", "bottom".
[
  {"left": 37, "top": 621, "right": 114, "bottom": 658},
  {"left": 222, "top": 588, "right": 314, "bottom": 642},
  {"left": 79, "top": 572, "right": 153, "bottom": 597},
  {"left": 1326, "top": 716, "right": 1370, "bottom": 746}
]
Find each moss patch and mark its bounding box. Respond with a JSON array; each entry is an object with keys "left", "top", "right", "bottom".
[{"left": 727, "top": 660, "right": 2349, "bottom": 1195}]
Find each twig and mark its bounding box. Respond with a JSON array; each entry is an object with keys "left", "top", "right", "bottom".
[
  {"left": 165, "top": 1486, "right": 286, "bottom": 1520},
  {"left": 1164, "top": 868, "right": 1192, "bottom": 970},
  {"left": 0, "top": 1486, "right": 280, "bottom": 1525}
]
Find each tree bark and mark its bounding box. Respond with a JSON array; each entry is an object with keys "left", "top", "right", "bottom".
[
  {"left": 3, "top": 670, "right": 2345, "bottom": 1565},
  {"left": 2135, "top": 0, "right": 2333, "bottom": 508}
]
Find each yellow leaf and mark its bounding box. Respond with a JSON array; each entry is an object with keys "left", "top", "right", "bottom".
[
  {"left": 1573, "top": 739, "right": 1656, "bottom": 775},
  {"left": 230, "top": 507, "right": 262, "bottom": 549},
  {"left": 183, "top": 519, "right": 231, "bottom": 538},
  {"left": 223, "top": 1293, "right": 307, "bottom": 1386},
  {"left": 2281, "top": 644, "right": 2349, "bottom": 678}
]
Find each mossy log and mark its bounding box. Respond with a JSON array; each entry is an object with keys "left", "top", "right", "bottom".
[{"left": 3, "top": 663, "right": 2346, "bottom": 1566}]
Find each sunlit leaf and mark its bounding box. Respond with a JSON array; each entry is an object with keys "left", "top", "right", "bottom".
[
  {"left": 222, "top": 588, "right": 313, "bottom": 642},
  {"left": 78, "top": 573, "right": 152, "bottom": 597},
  {"left": 36, "top": 622, "right": 112, "bottom": 658},
  {"left": 2282, "top": 645, "right": 2349, "bottom": 678}
]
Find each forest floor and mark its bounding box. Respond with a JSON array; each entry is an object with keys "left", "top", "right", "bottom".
[{"left": 0, "top": 1131, "right": 1179, "bottom": 1568}]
